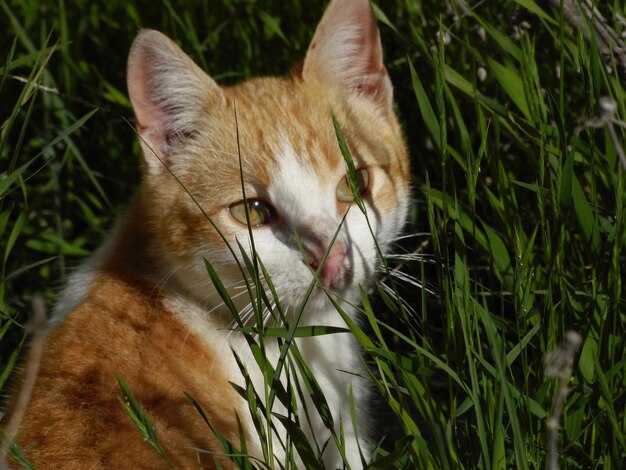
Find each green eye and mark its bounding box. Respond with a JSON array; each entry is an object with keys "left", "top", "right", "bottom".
[
  {"left": 336, "top": 168, "right": 370, "bottom": 203},
  {"left": 229, "top": 199, "right": 277, "bottom": 226}
]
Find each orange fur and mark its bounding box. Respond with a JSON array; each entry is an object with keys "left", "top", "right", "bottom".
[
  {"left": 10, "top": 301, "right": 241, "bottom": 469},
  {"left": 4, "top": 1, "right": 411, "bottom": 467},
  {"left": 8, "top": 208, "right": 245, "bottom": 468}
]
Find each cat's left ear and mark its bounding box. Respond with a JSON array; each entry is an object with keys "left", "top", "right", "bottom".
[{"left": 302, "top": 0, "right": 392, "bottom": 108}]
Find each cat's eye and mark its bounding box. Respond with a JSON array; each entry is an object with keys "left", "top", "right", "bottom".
[
  {"left": 229, "top": 199, "right": 277, "bottom": 227},
  {"left": 336, "top": 168, "right": 370, "bottom": 203}
]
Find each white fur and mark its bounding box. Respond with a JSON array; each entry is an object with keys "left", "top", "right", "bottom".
[{"left": 166, "top": 134, "right": 406, "bottom": 467}]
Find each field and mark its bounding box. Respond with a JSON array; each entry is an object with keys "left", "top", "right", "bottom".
[{"left": 1, "top": 0, "right": 625, "bottom": 468}]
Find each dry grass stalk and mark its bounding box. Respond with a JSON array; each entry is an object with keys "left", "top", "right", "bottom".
[
  {"left": 0, "top": 296, "right": 48, "bottom": 469},
  {"left": 544, "top": 330, "right": 583, "bottom": 470}
]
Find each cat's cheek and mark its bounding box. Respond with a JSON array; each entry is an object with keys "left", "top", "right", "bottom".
[
  {"left": 341, "top": 214, "right": 375, "bottom": 285},
  {"left": 164, "top": 211, "right": 241, "bottom": 289},
  {"left": 366, "top": 167, "right": 405, "bottom": 218}
]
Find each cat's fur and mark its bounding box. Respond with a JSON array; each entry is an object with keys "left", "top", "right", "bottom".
[{"left": 5, "top": 0, "right": 410, "bottom": 468}]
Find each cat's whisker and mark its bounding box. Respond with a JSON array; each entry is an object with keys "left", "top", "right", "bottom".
[
  {"left": 151, "top": 265, "right": 182, "bottom": 297},
  {"left": 262, "top": 293, "right": 283, "bottom": 328},
  {"left": 237, "top": 304, "right": 255, "bottom": 326},
  {"left": 375, "top": 281, "right": 419, "bottom": 319},
  {"left": 181, "top": 287, "right": 255, "bottom": 348},
  {"left": 385, "top": 253, "right": 436, "bottom": 262},
  {"left": 261, "top": 308, "right": 274, "bottom": 330},
  {"left": 199, "top": 279, "right": 250, "bottom": 306},
  {"left": 230, "top": 280, "right": 287, "bottom": 332},
  {"left": 384, "top": 269, "right": 438, "bottom": 295},
  {"left": 232, "top": 283, "right": 252, "bottom": 290},
  {"left": 376, "top": 278, "right": 411, "bottom": 306},
  {"left": 382, "top": 235, "right": 435, "bottom": 274},
  {"left": 391, "top": 232, "right": 432, "bottom": 242},
  {"left": 176, "top": 284, "right": 248, "bottom": 352},
  {"left": 228, "top": 292, "right": 264, "bottom": 329},
  {"left": 230, "top": 284, "right": 278, "bottom": 329}
]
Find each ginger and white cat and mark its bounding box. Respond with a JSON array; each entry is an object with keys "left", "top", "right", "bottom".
[{"left": 6, "top": 0, "right": 410, "bottom": 468}]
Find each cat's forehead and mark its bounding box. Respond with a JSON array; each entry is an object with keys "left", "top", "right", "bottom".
[{"left": 222, "top": 78, "right": 346, "bottom": 176}]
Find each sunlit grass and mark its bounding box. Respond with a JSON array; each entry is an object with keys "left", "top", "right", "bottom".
[{"left": 2, "top": 0, "right": 625, "bottom": 468}]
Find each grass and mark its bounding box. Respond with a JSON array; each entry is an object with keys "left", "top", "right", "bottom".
[{"left": 2, "top": 0, "right": 626, "bottom": 468}]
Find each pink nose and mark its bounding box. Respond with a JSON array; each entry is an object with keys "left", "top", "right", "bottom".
[{"left": 308, "top": 245, "right": 346, "bottom": 289}]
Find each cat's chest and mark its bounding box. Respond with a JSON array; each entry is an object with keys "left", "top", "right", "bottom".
[
  {"left": 168, "top": 294, "right": 365, "bottom": 461},
  {"left": 168, "top": 293, "right": 360, "bottom": 384}
]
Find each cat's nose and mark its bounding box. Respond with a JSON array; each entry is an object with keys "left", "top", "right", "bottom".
[{"left": 307, "top": 241, "right": 346, "bottom": 289}]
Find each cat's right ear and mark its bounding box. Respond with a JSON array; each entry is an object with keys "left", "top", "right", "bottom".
[
  {"left": 127, "top": 30, "right": 225, "bottom": 173},
  {"left": 302, "top": 0, "right": 392, "bottom": 109}
]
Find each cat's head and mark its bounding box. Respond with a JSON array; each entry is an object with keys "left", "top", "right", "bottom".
[{"left": 126, "top": 0, "right": 411, "bottom": 321}]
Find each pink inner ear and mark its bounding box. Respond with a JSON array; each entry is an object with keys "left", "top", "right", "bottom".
[
  {"left": 126, "top": 30, "right": 226, "bottom": 171},
  {"left": 302, "top": 0, "right": 392, "bottom": 107},
  {"left": 127, "top": 64, "right": 166, "bottom": 134},
  {"left": 127, "top": 35, "right": 173, "bottom": 163}
]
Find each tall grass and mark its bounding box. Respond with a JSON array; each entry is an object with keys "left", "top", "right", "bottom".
[{"left": 1, "top": 0, "right": 625, "bottom": 468}]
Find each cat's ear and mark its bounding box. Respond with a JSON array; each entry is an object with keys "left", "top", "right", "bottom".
[
  {"left": 302, "top": 0, "right": 392, "bottom": 108},
  {"left": 127, "top": 30, "right": 225, "bottom": 173}
]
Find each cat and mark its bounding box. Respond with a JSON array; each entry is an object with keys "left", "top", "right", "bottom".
[{"left": 4, "top": 0, "right": 410, "bottom": 468}]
